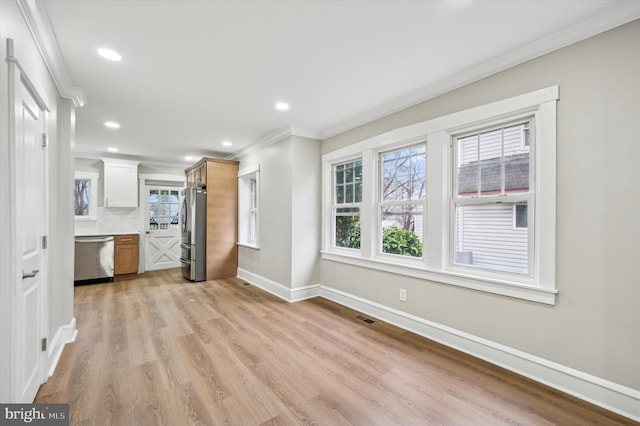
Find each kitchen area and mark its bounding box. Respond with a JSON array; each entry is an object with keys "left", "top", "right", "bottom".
[{"left": 73, "top": 156, "right": 238, "bottom": 284}]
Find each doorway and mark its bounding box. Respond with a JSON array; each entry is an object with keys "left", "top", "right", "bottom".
[{"left": 144, "top": 186, "right": 182, "bottom": 271}]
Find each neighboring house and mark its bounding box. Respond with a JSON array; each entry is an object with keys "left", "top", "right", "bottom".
[{"left": 455, "top": 122, "right": 530, "bottom": 274}]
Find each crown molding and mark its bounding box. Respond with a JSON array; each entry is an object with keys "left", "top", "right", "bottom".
[
  {"left": 16, "top": 0, "right": 87, "bottom": 107},
  {"left": 226, "top": 127, "right": 291, "bottom": 160},
  {"left": 74, "top": 151, "right": 193, "bottom": 171},
  {"left": 319, "top": 2, "right": 640, "bottom": 140},
  {"left": 226, "top": 127, "right": 320, "bottom": 161}
]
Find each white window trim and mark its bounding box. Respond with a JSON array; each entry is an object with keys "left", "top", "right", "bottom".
[
  {"left": 74, "top": 171, "right": 99, "bottom": 221},
  {"left": 238, "top": 165, "right": 260, "bottom": 249},
  {"left": 331, "top": 158, "right": 363, "bottom": 252},
  {"left": 321, "top": 86, "right": 558, "bottom": 305}
]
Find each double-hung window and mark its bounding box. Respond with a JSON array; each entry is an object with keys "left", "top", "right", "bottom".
[
  {"left": 238, "top": 166, "right": 260, "bottom": 248},
  {"left": 379, "top": 144, "right": 426, "bottom": 258},
  {"left": 452, "top": 120, "right": 533, "bottom": 275},
  {"left": 333, "top": 159, "right": 362, "bottom": 250},
  {"left": 322, "top": 86, "right": 557, "bottom": 304}
]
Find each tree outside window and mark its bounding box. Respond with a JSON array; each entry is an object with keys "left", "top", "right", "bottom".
[
  {"left": 74, "top": 171, "right": 98, "bottom": 220},
  {"left": 380, "top": 145, "right": 425, "bottom": 257},
  {"left": 333, "top": 160, "right": 362, "bottom": 249},
  {"left": 74, "top": 179, "right": 90, "bottom": 216}
]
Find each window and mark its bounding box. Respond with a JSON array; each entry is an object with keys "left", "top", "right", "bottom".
[
  {"left": 74, "top": 171, "right": 98, "bottom": 220},
  {"left": 322, "top": 86, "right": 558, "bottom": 304},
  {"left": 333, "top": 159, "right": 362, "bottom": 249},
  {"left": 453, "top": 120, "right": 532, "bottom": 275},
  {"left": 514, "top": 204, "right": 528, "bottom": 229},
  {"left": 148, "top": 189, "right": 180, "bottom": 230},
  {"left": 249, "top": 178, "right": 258, "bottom": 243},
  {"left": 238, "top": 166, "right": 260, "bottom": 248},
  {"left": 379, "top": 144, "right": 426, "bottom": 257}
]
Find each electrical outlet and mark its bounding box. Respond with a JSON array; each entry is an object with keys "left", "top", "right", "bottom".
[{"left": 399, "top": 288, "right": 407, "bottom": 302}]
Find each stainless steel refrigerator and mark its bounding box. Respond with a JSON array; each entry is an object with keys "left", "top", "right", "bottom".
[{"left": 180, "top": 187, "right": 207, "bottom": 281}]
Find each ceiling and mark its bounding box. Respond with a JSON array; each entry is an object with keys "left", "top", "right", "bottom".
[{"left": 42, "top": 0, "right": 639, "bottom": 166}]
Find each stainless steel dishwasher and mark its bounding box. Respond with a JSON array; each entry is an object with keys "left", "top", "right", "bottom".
[{"left": 74, "top": 236, "right": 115, "bottom": 282}]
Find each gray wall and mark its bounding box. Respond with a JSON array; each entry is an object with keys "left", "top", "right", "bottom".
[
  {"left": 238, "top": 135, "right": 321, "bottom": 289},
  {"left": 238, "top": 137, "right": 294, "bottom": 287},
  {"left": 290, "top": 136, "right": 322, "bottom": 288},
  {"left": 321, "top": 19, "right": 640, "bottom": 389}
]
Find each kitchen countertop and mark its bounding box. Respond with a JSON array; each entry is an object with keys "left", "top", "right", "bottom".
[{"left": 75, "top": 231, "right": 140, "bottom": 237}]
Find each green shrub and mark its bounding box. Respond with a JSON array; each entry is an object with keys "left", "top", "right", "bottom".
[
  {"left": 382, "top": 226, "right": 422, "bottom": 257},
  {"left": 337, "top": 220, "right": 422, "bottom": 257}
]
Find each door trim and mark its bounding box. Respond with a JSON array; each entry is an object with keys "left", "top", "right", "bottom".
[{"left": 138, "top": 174, "right": 185, "bottom": 273}]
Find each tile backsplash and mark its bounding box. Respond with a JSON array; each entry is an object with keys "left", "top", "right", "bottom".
[{"left": 75, "top": 207, "right": 142, "bottom": 234}]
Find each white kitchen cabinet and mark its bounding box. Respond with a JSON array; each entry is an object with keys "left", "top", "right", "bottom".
[{"left": 102, "top": 159, "right": 140, "bottom": 207}]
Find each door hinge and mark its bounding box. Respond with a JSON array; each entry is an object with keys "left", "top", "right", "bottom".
[
  {"left": 41, "top": 134, "right": 48, "bottom": 148},
  {"left": 42, "top": 235, "right": 48, "bottom": 249},
  {"left": 41, "top": 338, "right": 47, "bottom": 352}
]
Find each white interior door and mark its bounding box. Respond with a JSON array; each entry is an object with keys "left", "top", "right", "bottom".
[
  {"left": 13, "top": 65, "right": 48, "bottom": 402},
  {"left": 144, "top": 186, "right": 182, "bottom": 271}
]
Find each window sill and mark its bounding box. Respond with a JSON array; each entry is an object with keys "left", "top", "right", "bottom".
[
  {"left": 321, "top": 251, "right": 557, "bottom": 305},
  {"left": 237, "top": 242, "right": 260, "bottom": 250}
]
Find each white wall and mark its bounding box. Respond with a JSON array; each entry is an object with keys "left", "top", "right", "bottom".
[
  {"left": 321, "top": 19, "right": 640, "bottom": 394},
  {"left": 74, "top": 158, "right": 185, "bottom": 234},
  {"left": 0, "top": 0, "right": 76, "bottom": 401},
  {"left": 49, "top": 98, "right": 75, "bottom": 345}
]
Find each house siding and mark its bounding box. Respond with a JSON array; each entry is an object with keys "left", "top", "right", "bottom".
[{"left": 455, "top": 204, "right": 528, "bottom": 274}]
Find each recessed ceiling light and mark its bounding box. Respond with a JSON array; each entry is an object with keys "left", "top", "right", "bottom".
[
  {"left": 275, "top": 102, "right": 290, "bottom": 111},
  {"left": 184, "top": 156, "right": 194, "bottom": 161},
  {"left": 104, "top": 121, "right": 120, "bottom": 129},
  {"left": 107, "top": 147, "right": 118, "bottom": 152},
  {"left": 222, "top": 141, "right": 233, "bottom": 147},
  {"left": 97, "top": 48, "right": 122, "bottom": 61}
]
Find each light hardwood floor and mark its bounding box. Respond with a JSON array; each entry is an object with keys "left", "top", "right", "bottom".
[{"left": 35, "top": 268, "right": 635, "bottom": 425}]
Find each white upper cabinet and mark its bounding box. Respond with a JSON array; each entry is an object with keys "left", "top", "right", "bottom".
[{"left": 102, "top": 159, "right": 140, "bottom": 207}]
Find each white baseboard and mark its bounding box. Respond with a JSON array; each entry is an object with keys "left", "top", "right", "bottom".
[
  {"left": 236, "top": 269, "right": 639, "bottom": 422},
  {"left": 237, "top": 268, "right": 293, "bottom": 301},
  {"left": 47, "top": 317, "right": 77, "bottom": 378}
]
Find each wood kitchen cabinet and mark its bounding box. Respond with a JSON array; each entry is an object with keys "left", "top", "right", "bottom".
[
  {"left": 186, "top": 161, "right": 207, "bottom": 187},
  {"left": 185, "top": 157, "right": 239, "bottom": 280},
  {"left": 114, "top": 234, "right": 139, "bottom": 281}
]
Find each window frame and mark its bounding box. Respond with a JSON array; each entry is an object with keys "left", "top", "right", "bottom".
[
  {"left": 376, "top": 142, "right": 427, "bottom": 262},
  {"left": 514, "top": 204, "right": 528, "bottom": 229},
  {"left": 238, "top": 165, "right": 260, "bottom": 249},
  {"left": 331, "top": 158, "right": 363, "bottom": 253},
  {"left": 321, "top": 86, "right": 558, "bottom": 304},
  {"left": 74, "top": 171, "right": 98, "bottom": 221},
  {"left": 449, "top": 118, "right": 534, "bottom": 278}
]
